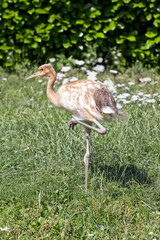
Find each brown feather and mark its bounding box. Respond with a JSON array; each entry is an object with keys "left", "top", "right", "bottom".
[{"left": 93, "top": 86, "right": 118, "bottom": 114}]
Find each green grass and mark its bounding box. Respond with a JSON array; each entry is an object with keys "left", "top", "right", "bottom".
[{"left": 0, "top": 65, "right": 160, "bottom": 239}]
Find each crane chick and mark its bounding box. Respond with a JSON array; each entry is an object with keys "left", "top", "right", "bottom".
[{"left": 26, "top": 64, "right": 126, "bottom": 193}]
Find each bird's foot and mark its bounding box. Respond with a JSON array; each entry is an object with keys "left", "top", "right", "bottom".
[{"left": 68, "top": 118, "right": 78, "bottom": 130}]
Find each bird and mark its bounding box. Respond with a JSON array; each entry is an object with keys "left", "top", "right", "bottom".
[{"left": 26, "top": 63, "right": 125, "bottom": 193}]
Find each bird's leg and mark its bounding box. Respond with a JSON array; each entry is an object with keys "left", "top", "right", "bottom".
[
  {"left": 72, "top": 118, "right": 106, "bottom": 135},
  {"left": 84, "top": 127, "right": 91, "bottom": 193},
  {"left": 68, "top": 118, "right": 78, "bottom": 130}
]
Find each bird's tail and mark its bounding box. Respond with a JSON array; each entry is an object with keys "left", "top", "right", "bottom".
[
  {"left": 112, "top": 109, "right": 127, "bottom": 121},
  {"left": 103, "top": 106, "right": 127, "bottom": 121}
]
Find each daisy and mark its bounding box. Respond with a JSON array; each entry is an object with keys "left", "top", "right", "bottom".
[
  {"left": 93, "top": 64, "right": 105, "bottom": 72},
  {"left": 57, "top": 73, "right": 66, "bottom": 80},
  {"left": 61, "top": 66, "right": 71, "bottom": 72}
]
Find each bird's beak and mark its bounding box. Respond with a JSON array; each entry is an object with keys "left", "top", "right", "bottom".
[{"left": 26, "top": 71, "right": 41, "bottom": 80}]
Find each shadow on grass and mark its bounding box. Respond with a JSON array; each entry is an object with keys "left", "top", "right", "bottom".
[{"left": 90, "top": 156, "right": 153, "bottom": 187}]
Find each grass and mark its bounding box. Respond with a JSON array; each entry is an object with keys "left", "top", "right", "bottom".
[{"left": 0, "top": 64, "right": 160, "bottom": 239}]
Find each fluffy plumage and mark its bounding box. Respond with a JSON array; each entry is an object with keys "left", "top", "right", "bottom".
[{"left": 26, "top": 63, "right": 126, "bottom": 193}]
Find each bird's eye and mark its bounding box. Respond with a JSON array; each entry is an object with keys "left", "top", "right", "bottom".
[{"left": 41, "top": 68, "right": 44, "bottom": 71}]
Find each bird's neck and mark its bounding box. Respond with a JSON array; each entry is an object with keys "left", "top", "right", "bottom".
[{"left": 46, "top": 69, "right": 58, "bottom": 106}]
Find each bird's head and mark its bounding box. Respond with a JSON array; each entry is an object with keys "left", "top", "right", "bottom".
[{"left": 26, "top": 64, "right": 56, "bottom": 80}]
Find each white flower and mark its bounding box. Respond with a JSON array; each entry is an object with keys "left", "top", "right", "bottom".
[
  {"left": 38, "top": 79, "right": 43, "bottom": 83},
  {"left": 81, "top": 67, "right": 87, "bottom": 72},
  {"left": 79, "top": 46, "right": 84, "bottom": 50},
  {"left": 117, "top": 93, "right": 130, "bottom": 99},
  {"left": 131, "top": 95, "right": 138, "bottom": 101},
  {"left": 125, "top": 87, "right": 130, "bottom": 90},
  {"left": 87, "top": 70, "right": 97, "bottom": 81},
  {"left": 75, "top": 59, "right": 85, "bottom": 66},
  {"left": 87, "top": 76, "right": 97, "bottom": 81},
  {"left": 49, "top": 58, "right": 56, "bottom": 63},
  {"left": 117, "top": 52, "right": 122, "bottom": 57},
  {"left": 122, "top": 99, "right": 131, "bottom": 104},
  {"left": 61, "top": 66, "right": 71, "bottom": 72},
  {"left": 63, "top": 78, "right": 69, "bottom": 84},
  {"left": 138, "top": 92, "right": 144, "bottom": 96},
  {"left": 96, "top": 57, "right": 103, "bottom": 63},
  {"left": 70, "top": 77, "right": 78, "bottom": 82},
  {"left": 87, "top": 70, "right": 97, "bottom": 76},
  {"left": 144, "top": 94, "right": 151, "bottom": 98},
  {"left": 145, "top": 99, "right": 156, "bottom": 103},
  {"left": 93, "top": 64, "right": 105, "bottom": 72},
  {"left": 3, "top": 77, "right": 7, "bottom": 81},
  {"left": 131, "top": 95, "right": 139, "bottom": 102},
  {"left": 0, "top": 227, "right": 10, "bottom": 232},
  {"left": 153, "top": 93, "right": 158, "bottom": 96},
  {"left": 48, "top": 104, "right": 53, "bottom": 108},
  {"left": 117, "top": 103, "right": 122, "bottom": 109},
  {"left": 110, "top": 69, "right": 118, "bottom": 74},
  {"left": 128, "top": 82, "right": 135, "bottom": 86},
  {"left": 114, "top": 60, "right": 120, "bottom": 65},
  {"left": 79, "top": 33, "right": 84, "bottom": 37},
  {"left": 116, "top": 83, "right": 125, "bottom": 87},
  {"left": 103, "top": 79, "right": 116, "bottom": 92},
  {"left": 139, "top": 77, "right": 151, "bottom": 83},
  {"left": 87, "top": 233, "right": 94, "bottom": 237},
  {"left": 138, "top": 98, "right": 144, "bottom": 102},
  {"left": 57, "top": 73, "right": 66, "bottom": 80}
]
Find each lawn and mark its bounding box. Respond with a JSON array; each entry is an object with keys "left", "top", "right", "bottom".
[{"left": 0, "top": 62, "right": 160, "bottom": 239}]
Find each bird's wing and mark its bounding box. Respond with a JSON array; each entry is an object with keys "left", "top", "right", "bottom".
[
  {"left": 56, "top": 80, "right": 103, "bottom": 120},
  {"left": 93, "top": 86, "right": 118, "bottom": 114}
]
